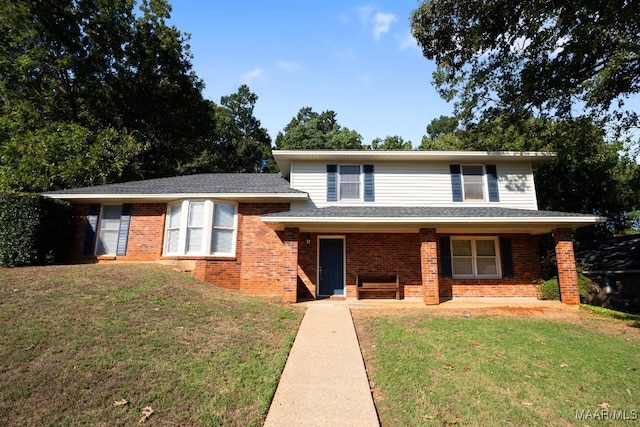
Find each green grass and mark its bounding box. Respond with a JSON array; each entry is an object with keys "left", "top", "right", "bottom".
[
  {"left": 580, "top": 304, "right": 640, "bottom": 324},
  {"left": 0, "top": 264, "right": 303, "bottom": 426},
  {"left": 354, "top": 312, "right": 640, "bottom": 426}
]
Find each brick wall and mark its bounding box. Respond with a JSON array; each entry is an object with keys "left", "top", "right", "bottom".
[
  {"left": 69, "top": 203, "right": 165, "bottom": 262},
  {"left": 439, "top": 233, "right": 541, "bottom": 299},
  {"left": 297, "top": 232, "right": 541, "bottom": 300},
  {"left": 554, "top": 228, "right": 580, "bottom": 305}
]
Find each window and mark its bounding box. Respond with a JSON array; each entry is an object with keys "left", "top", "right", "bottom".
[
  {"left": 451, "top": 237, "right": 501, "bottom": 278},
  {"left": 462, "top": 165, "right": 486, "bottom": 201},
  {"left": 339, "top": 165, "right": 361, "bottom": 200},
  {"left": 163, "top": 200, "right": 237, "bottom": 256},
  {"left": 450, "top": 164, "right": 499, "bottom": 203},
  {"left": 96, "top": 205, "right": 122, "bottom": 255}
]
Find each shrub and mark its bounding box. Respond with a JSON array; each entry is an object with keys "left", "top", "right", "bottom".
[
  {"left": 537, "top": 273, "right": 594, "bottom": 301},
  {"left": 537, "top": 278, "right": 560, "bottom": 300},
  {"left": 0, "top": 193, "right": 73, "bottom": 267}
]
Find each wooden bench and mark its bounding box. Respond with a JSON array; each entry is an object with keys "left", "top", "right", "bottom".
[{"left": 356, "top": 275, "right": 400, "bottom": 300}]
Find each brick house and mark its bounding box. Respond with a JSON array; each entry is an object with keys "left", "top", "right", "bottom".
[{"left": 45, "top": 150, "right": 606, "bottom": 304}]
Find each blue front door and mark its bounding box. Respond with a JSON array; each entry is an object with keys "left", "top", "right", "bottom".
[{"left": 318, "top": 238, "right": 344, "bottom": 296}]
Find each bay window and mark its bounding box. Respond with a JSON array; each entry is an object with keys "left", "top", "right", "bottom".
[{"left": 164, "top": 200, "right": 237, "bottom": 256}]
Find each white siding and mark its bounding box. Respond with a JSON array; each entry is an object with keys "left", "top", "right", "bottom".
[{"left": 289, "top": 160, "right": 539, "bottom": 210}]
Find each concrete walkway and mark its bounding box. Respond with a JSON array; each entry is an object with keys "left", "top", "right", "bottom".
[{"left": 264, "top": 304, "right": 379, "bottom": 427}]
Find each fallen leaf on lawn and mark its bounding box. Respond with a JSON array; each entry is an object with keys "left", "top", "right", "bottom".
[
  {"left": 579, "top": 385, "right": 585, "bottom": 391},
  {"left": 443, "top": 364, "right": 455, "bottom": 370},
  {"left": 627, "top": 367, "right": 637, "bottom": 371},
  {"left": 560, "top": 363, "right": 568, "bottom": 368},
  {"left": 522, "top": 402, "right": 533, "bottom": 407},
  {"left": 627, "top": 389, "right": 632, "bottom": 395},
  {"left": 463, "top": 366, "right": 469, "bottom": 372},
  {"left": 423, "top": 414, "right": 438, "bottom": 420},
  {"left": 113, "top": 399, "right": 128, "bottom": 407},
  {"left": 598, "top": 402, "right": 611, "bottom": 409},
  {"left": 369, "top": 381, "right": 376, "bottom": 390},
  {"left": 139, "top": 406, "right": 154, "bottom": 423}
]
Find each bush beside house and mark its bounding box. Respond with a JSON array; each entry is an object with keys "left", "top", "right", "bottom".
[{"left": 0, "top": 194, "right": 72, "bottom": 267}]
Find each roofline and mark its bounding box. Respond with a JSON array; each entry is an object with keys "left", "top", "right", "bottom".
[
  {"left": 261, "top": 215, "right": 605, "bottom": 225},
  {"left": 273, "top": 149, "right": 557, "bottom": 178},
  {"left": 44, "top": 192, "right": 309, "bottom": 202}
]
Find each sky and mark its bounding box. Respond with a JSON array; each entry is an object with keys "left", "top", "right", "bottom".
[{"left": 166, "top": 0, "right": 451, "bottom": 147}]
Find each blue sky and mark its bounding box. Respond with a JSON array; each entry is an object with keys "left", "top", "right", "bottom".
[{"left": 166, "top": 1, "right": 451, "bottom": 147}]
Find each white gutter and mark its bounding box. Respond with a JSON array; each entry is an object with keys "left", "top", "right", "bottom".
[{"left": 45, "top": 192, "right": 309, "bottom": 201}]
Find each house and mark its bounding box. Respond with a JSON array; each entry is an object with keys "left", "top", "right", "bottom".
[
  {"left": 44, "top": 150, "right": 606, "bottom": 305},
  {"left": 575, "top": 235, "right": 640, "bottom": 310}
]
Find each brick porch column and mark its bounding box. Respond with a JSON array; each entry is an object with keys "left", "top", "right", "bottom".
[
  {"left": 283, "top": 227, "right": 299, "bottom": 303},
  {"left": 420, "top": 228, "right": 439, "bottom": 305},
  {"left": 553, "top": 228, "right": 580, "bottom": 305}
]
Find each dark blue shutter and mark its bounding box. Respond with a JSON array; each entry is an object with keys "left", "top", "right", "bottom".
[
  {"left": 83, "top": 204, "right": 100, "bottom": 255},
  {"left": 486, "top": 165, "right": 500, "bottom": 202},
  {"left": 327, "top": 164, "right": 337, "bottom": 201},
  {"left": 450, "top": 165, "right": 463, "bottom": 202},
  {"left": 363, "top": 164, "right": 374, "bottom": 202},
  {"left": 500, "top": 237, "right": 514, "bottom": 277},
  {"left": 116, "top": 204, "right": 132, "bottom": 256},
  {"left": 439, "top": 236, "right": 452, "bottom": 277}
]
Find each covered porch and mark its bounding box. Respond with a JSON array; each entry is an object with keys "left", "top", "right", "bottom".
[{"left": 262, "top": 206, "right": 606, "bottom": 306}]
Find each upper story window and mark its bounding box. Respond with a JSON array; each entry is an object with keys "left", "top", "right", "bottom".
[
  {"left": 327, "top": 164, "right": 374, "bottom": 202},
  {"left": 451, "top": 164, "right": 499, "bottom": 203},
  {"left": 462, "top": 165, "right": 486, "bottom": 201},
  {"left": 164, "top": 200, "right": 237, "bottom": 257},
  {"left": 339, "top": 165, "right": 361, "bottom": 200}
]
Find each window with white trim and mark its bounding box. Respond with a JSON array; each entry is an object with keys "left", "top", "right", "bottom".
[
  {"left": 96, "top": 205, "right": 122, "bottom": 255},
  {"left": 451, "top": 237, "right": 501, "bottom": 278},
  {"left": 163, "top": 200, "right": 237, "bottom": 256},
  {"left": 461, "top": 165, "right": 486, "bottom": 201},
  {"left": 339, "top": 165, "right": 361, "bottom": 200}
]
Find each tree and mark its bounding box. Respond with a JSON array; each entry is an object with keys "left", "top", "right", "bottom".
[
  {"left": 369, "top": 135, "right": 412, "bottom": 150},
  {"left": 275, "top": 107, "right": 363, "bottom": 150},
  {"left": 410, "top": 0, "right": 640, "bottom": 145},
  {"left": 0, "top": 0, "right": 214, "bottom": 192},
  {"left": 219, "top": 85, "right": 273, "bottom": 173}
]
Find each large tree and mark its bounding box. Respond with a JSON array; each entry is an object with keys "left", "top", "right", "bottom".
[
  {"left": 275, "top": 107, "right": 363, "bottom": 150},
  {"left": 0, "top": 0, "right": 214, "bottom": 192},
  {"left": 368, "top": 135, "right": 412, "bottom": 150},
  {"left": 410, "top": 0, "right": 640, "bottom": 145}
]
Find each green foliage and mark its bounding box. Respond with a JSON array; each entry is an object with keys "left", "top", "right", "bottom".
[
  {"left": 0, "top": 193, "right": 72, "bottom": 267},
  {"left": 0, "top": 0, "right": 215, "bottom": 191},
  {"left": 537, "top": 278, "right": 560, "bottom": 300},
  {"left": 537, "top": 273, "right": 594, "bottom": 301},
  {"left": 369, "top": 135, "right": 412, "bottom": 150},
  {"left": 275, "top": 107, "right": 363, "bottom": 150},
  {"left": 580, "top": 304, "right": 640, "bottom": 322},
  {"left": 411, "top": 0, "right": 640, "bottom": 144}
]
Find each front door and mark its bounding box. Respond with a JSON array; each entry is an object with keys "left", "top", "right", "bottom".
[{"left": 318, "top": 238, "right": 345, "bottom": 297}]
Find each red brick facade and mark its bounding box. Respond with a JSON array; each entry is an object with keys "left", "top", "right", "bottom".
[{"left": 68, "top": 201, "right": 575, "bottom": 304}]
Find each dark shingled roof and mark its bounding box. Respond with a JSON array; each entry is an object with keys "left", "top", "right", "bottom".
[
  {"left": 262, "top": 206, "right": 599, "bottom": 219},
  {"left": 45, "top": 173, "right": 304, "bottom": 195},
  {"left": 576, "top": 235, "right": 640, "bottom": 272}
]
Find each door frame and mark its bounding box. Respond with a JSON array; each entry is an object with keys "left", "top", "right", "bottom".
[{"left": 317, "top": 236, "right": 346, "bottom": 297}]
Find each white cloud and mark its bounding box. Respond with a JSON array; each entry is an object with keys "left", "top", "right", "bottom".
[
  {"left": 277, "top": 60, "right": 303, "bottom": 73},
  {"left": 241, "top": 68, "right": 266, "bottom": 85},
  {"left": 357, "top": 5, "right": 374, "bottom": 23},
  {"left": 373, "top": 12, "right": 397, "bottom": 40},
  {"left": 399, "top": 31, "right": 419, "bottom": 51}
]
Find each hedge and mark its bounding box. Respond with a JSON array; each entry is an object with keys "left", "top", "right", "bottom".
[{"left": 0, "top": 194, "right": 73, "bottom": 267}]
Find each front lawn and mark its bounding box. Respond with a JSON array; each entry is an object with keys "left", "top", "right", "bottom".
[
  {"left": 0, "top": 264, "right": 303, "bottom": 426},
  {"left": 353, "top": 310, "right": 640, "bottom": 426}
]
